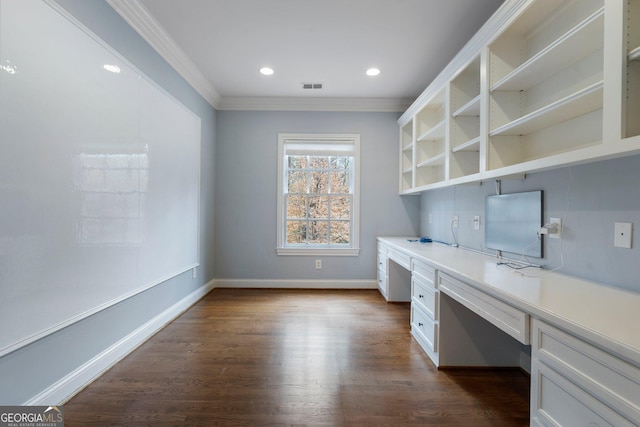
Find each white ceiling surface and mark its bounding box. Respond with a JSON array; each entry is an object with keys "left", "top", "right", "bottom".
[{"left": 118, "top": 0, "right": 505, "bottom": 111}]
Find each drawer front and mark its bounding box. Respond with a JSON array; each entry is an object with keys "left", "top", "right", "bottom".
[
  {"left": 411, "top": 304, "right": 437, "bottom": 353},
  {"left": 438, "top": 272, "right": 529, "bottom": 344},
  {"left": 377, "top": 269, "right": 387, "bottom": 299},
  {"left": 412, "top": 278, "right": 437, "bottom": 320},
  {"left": 411, "top": 259, "right": 435, "bottom": 285},
  {"left": 532, "top": 361, "right": 634, "bottom": 427},
  {"left": 387, "top": 247, "right": 410, "bottom": 269},
  {"left": 377, "top": 252, "right": 387, "bottom": 274},
  {"left": 533, "top": 319, "right": 640, "bottom": 421}
]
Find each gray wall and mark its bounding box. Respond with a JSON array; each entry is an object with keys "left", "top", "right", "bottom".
[
  {"left": 420, "top": 154, "right": 640, "bottom": 293},
  {"left": 0, "top": 0, "right": 216, "bottom": 404},
  {"left": 215, "top": 110, "right": 419, "bottom": 281}
]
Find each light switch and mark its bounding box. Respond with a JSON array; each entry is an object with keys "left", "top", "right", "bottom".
[{"left": 614, "top": 222, "right": 633, "bottom": 249}]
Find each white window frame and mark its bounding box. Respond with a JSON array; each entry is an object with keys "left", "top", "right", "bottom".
[{"left": 276, "top": 133, "right": 360, "bottom": 256}]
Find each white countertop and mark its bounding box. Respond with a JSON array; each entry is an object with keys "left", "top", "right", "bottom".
[{"left": 379, "top": 237, "right": 640, "bottom": 366}]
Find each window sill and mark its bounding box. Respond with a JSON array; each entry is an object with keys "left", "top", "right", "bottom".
[{"left": 276, "top": 247, "right": 360, "bottom": 256}]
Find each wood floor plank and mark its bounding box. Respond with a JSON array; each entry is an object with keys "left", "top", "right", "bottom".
[{"left": 64, "top": 289, "right": 529, "bottom": 426}]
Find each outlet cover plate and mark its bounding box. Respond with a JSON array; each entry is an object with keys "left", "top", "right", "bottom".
[
  {"left": 614, "top": 222, "right": 633, "bottom": 248},
  {"left": 549, "top": 218, "right": 562, "bottom": 239}
]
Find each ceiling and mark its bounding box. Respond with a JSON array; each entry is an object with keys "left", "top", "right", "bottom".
[{"left": 109, "top": 0, "right": 505, "bottom": 111}]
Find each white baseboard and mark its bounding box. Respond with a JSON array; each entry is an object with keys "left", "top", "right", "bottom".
[
  {"left": 25, "top": 280, "right": 216, "bottom": 406},
  {"left": 214, "top": 279, "right": 377, "bottom": 289}
]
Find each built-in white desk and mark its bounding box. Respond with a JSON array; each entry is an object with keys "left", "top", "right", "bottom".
[{"left": 377, "top": 237, "right": 640, "bottom": 426}]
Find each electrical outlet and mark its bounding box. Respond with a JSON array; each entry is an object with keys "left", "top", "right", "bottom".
[
  {"left": 453, "top": 215, "right": 459, "bottom": 228},
  {"left": 614, "top": 222, "right": 633, "bottom": 248},
  {"left": 428, "top": 213, "right": 432, "bottom": 224},
  {"left": 192, "top": 267, "right": 197, "bottom": 279},
  {"left": 473, "top": 215, "right": 480, "bottom": 230},
  {"left": 549, "top": 218, "right": 562, "bottom": 239},
  {"left": 315, "top": 259, "right": 322, "bottom": 269}
]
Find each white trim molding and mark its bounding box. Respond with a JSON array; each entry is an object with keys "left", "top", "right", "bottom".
[
  {"left": 215, "top": 279, "right": 377, "bottom": 290},
  {"left": 219, "top": 96, "right": 414, "bottom": 112},
  {"left": 26, "top": 280, "right": 216, "bottom": 406},
  {"left": 106, "top": 0, "right": 222, "bottom": 108}
]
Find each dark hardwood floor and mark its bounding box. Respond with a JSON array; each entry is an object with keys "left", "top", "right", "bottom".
[{"left": 64, "top": 289, "right": 530, "bottom": 426}]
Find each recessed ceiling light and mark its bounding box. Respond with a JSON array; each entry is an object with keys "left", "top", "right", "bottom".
[
  {"left": 260, "top": 67, "right": 274, "bottom": 76},
  {"left": 366, "top": 68, "right": 381, "bottom": 76},
  {"left": 103, "top": 64, "right": 121, "bottom": 74}
]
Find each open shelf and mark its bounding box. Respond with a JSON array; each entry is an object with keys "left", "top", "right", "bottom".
[
  {"left": 491, "top": 9, "right": 604, "bottom": 92},
  {"left": 486, "top": 0, "right": 604, "bottom": 174},
  {"left": 417, "top": 119, "right": 446, "bottom": 142},
  {"left": 400, "top": 121, "right": 414, "bottom": 192},
  {"left": 490, "top": 81, "right": 603, "bottom": 136},
  {"left": 449, "top": 56, "right": 481, "bottom": 180},
  {"left": 452, "top": 136, "right": 480, "bottom": 153},
  {"left": 396, "top": 0, "right": 639, "bottom": 194},
  {"left": 415, "top": 162, "right": 445, "bottom": 187},
  {"left": 452, "top": 95, "right": 480, "bottom": 118},
  {"left": 417, "top": 152, "right": 445, "bottom": 168}
]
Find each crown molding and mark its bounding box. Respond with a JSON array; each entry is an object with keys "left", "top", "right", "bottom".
[
  {"left": 218, "top": 96, "right": 414, "bottom": 112},
  {"left": 106, "top": 0, "right": 221, "bottom": 108}
]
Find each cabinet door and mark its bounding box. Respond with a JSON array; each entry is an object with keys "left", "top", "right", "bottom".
[{"left": 531, "top": 361, "right": 635, "bottom": 427}]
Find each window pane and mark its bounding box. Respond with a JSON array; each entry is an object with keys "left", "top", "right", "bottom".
[
  {"left": 308, "top": 220, "right": 329, "bottom": 244},
  {"left": 330, "top": 220, "right": 350, "bottom": 244},
  {"left": 286, "top": 195, "right": 307, "bottom": 219},
  {"left": 308, "top": 156, "right": 329, "bottom": 169},
  {"left": 286, "top": 220, "right": 307, "bottom": 244},
  {"left": 288, "top": 155, "right": 307, "bottom": 169},
  {"left": 330, "top": 171, "right": 350, "bottom": 194},
  {"left": 310, "top": 171, "right": 329, "bottom": 194},
  {"left": 308, "top": 195, "right": 328, "bottom": 219},
  {"left": 288, "top": 171, "right": 307, "bottom": 193},
  {"left": 330, "top": 156, "right": 350, "bottom": 169},
  {"left": 330, "top": 196, "right": 350, "bottom": 219}
]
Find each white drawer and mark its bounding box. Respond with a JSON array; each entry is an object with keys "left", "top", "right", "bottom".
[
  {"left": 377, "top": 269, "right": 387, "bottom": 299},
  {"left": 532, "top": 361, "right": 634, "bottom": 427},
  {"left": 533, "top": 319, "right": 640, "bottom": 422},
  {"left": 438, "top": 272, "right": 529, "bottom": 344},
  {"left": 387, "top": 247, "right": 410, "bottom": 269},
  {"left": 411, "top": 259, "right": 435, "bottom": 285},
  {"left": 411, "top": 304, "right": 437, "bottom": 353},
  {"left": 377, "top": 252, "right": 387, "bottom": 273},
  {"left": 412, "top": 278, "right": 437, "bottom": 320}
]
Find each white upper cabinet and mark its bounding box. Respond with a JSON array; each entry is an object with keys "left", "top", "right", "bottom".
[
  {"left": 398, "top": 0, "right": 640, "bottom": 194},
  {"left": 625, "top": 0, "right": 640, "bottom": 139}
]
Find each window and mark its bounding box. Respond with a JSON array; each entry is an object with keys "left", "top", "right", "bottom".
[{"left": 277, "top": 134, "right": 360, "bottom": 256}]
